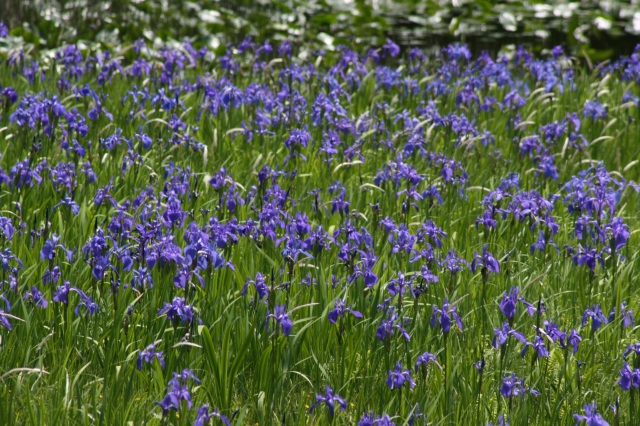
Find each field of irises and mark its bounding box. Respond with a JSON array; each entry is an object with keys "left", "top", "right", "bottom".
[{"left": 0, "top": 23, "right": 640, "bottom": 425}]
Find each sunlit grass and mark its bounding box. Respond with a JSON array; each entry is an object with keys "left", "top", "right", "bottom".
[{"left": 0, "top": 39, "right": 638, "bottom": 426}]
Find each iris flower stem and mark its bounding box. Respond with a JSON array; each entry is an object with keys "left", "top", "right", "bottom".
[
  {"left": 611, "top": 250, "right": 618, "bottom": 320},
  {"left": 53, "top": 298, "right": 60, "bottom": 336},
  {"left": 528, "top": 351, "right": 536, "bottom": 411},
  {"left": 475, "top": 364, "right": 483, "bottom": 423},
  {"left": 100, "top": 274, "right": 105, "bottom": 301},
  {"left": 444, "top": 331, "right": 450, "bottom": 417},
  {"left": 112, "top": 278, "right": 118, "bottom": 317},
  {"left": 338, "top": 324, "right": 345, "bottom": 386},
  {"left": 412, "top": 296, "right": 418, "bottom": 330},
  {"left": 562, "top": 348, "right": 568, "bottom": 408},
  {"left": 267, "top": 328, "right": 278, "bottom": 426},
  {"left": 480, "top": 268, "right": 488, "bottom": 339},
  {"left": 404, "top": 339, "right": 412, "bottom": 388},
  {"left": 497, "top": 338, "right": 508, "bottom": 415},
  {"left": 589, "top": 327, "right": 596, "bottom": 374},
  {"left": 384, "top": 340, "right": 391, "bottom": 374},
  {"left": 62, "top": 301, "right": 68, "bottom": 340}
]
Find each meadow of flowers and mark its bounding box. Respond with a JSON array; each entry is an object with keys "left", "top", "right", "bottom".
[{"left": 0, "top": 23, "right": 639, "bottom": 425}]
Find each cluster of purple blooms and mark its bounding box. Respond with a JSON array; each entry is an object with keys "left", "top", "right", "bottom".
[
  {"left": 156, "top": 368, "right": 229, "bottom": 425},
  {"left": 618, "top": 344, "right": 640, "bottom": 391},
  {"left": 1, "top": 24, "right": 639, "bottom": 424}
]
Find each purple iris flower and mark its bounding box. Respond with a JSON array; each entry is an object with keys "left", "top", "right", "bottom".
[
  {"left": 430, "top": 299, "right": 463, "bottom": 333},
  {"left": 155, "top": 369, "right": 200, "bottom": 416},
  {"left": 567, "top": 329, "right": 582, "bottom": 354},
  {"left": 52, "top": 281, "right": 71, "bottom": 304},
  {"left": 137, "top": 343, "right": 165, "bottom": 370},
  {"left": 71, "top": 288, "right": 99, "bottom": 316},
  {"left": 386, "top": 362, "right": 415, "bottom": 390},
  {"left": 387, "top": 272, "right": 413, "bottom": 297},
  {"left": 623, "top": 343, "right": 640, "bottom": 359},
  {"left": 265, "top": 305, "right": 293, "bottom": 336},
  {"left": 0, "top": 294, "right": 12, "bottom": 330},
  {"left": 604, "top": 217, "right": 630, "bottom": 253},
  {"left": 544, "top": 322, "right": 582, "bottom": 354},
  {"left": 582, "top": 304, "right": 607, "bottom": 331},
  {"left": 358, "top": 412, "right": 396, "bottom": 426},
  {"left": 131, "top": 267, "right": 153, "bottom": 291},
  {"left": 492, "top": 322, "right": 528, "bottom": 349},
  {"left": 442, "top": 250, "right": 469, "bottom": 274},
  {"left": 618, "top": 363, "right": 640, "bottom": 390},
  {"left": 572, "top": 245, "right": 605, "bottom": 271},
  {"left": 443, "top": 43, "right": 472, "bottom": 62},
  {"left": 573, "top": 403, "right": 609, "bottom": 426},
  {"left": 382, "top": 39, "right": 401, "bottom": 58},
  {"left": 158, "top": 296, "right": 194, "bottom": 325},
  {"left": 608, "top": 302, "right": 635, "bottom": 328},
  {"left": 194, "top": 405, "right": 231, "bottom": 426},
  {"left": 24, "top": 286, "right": 48, "bottom": 308},
  {"left": 328, "top": 299, "right": 363, "bottom": 324},
  {"left": 0, "top": 216, "right": 14, "bottom": 241},
  {"left": 499, "top": 287, "right": 539, "bottom": 320},
  {"left": 41, "top": 234, "right": 73, "bottom": 262},
  {"left": 500, "top": 374, "right": 539, "bottom": 398},
  {"left": 499, "top": 288, "right": 518, "bottom": 319},
  {"left": 308, "top": 386, "right": 347, "bottom": 419},
  {"left": 520, "top": 335, "right": 549, "bottom": 358},
  {"left": 42, "top": 265, "right": 61, "bottom": 284},
  {"left": 414, "top": 352, "right": 439, "bottom": 372},
  {"left": 242, "top": 272, "right": 270, "bottom": 301},
  {"left": 471, "top": 245, "right": 500, "bottom": 274},
  {"left": 583, "top": 100, "right": 608, "bottom": 120},
  {"left": 376, "top": 308, "right": 410, "bottom": 342},
  {"left": 487, "top": 413, "right": 510, "bottom": 426},
  {"left": 53, "top": 195, "right": 80, "bottom": 216}
]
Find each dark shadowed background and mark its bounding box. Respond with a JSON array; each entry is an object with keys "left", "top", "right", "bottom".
[{"left": 1, "top": 0, "right": 640, "bottom": 58}]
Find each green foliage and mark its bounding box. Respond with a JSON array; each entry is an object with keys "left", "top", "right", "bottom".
[{"left": 0, "top": 36, "right": 638, "bottom": 426}]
